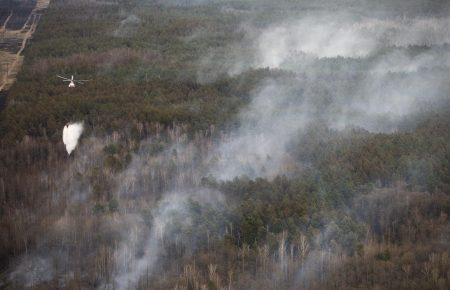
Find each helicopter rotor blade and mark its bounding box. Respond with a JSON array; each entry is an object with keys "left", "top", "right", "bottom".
[{"left": 57, "top": 75, "right": 71, "bottom": 81}]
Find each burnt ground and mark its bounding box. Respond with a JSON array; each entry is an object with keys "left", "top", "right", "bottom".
[
  {"left": 0, "top": 38, "right": 21, "bottom": 54},
  {"left": 0, "top": 90, "right": 6, "bottom": 112},
  {"left": 0, "top": 0, "right": 48, "bottom": 92},
  {"left": 0, "top": 0, "right": 37, "bottom": 30}
]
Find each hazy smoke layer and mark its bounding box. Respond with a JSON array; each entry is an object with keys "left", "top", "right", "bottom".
[
  {"left": 9, "top": 1, "right": 449, "bottom": 289},
  {"left": 114, "top": 14, "right": 141, "bottom": 38},
  {"left": 9, "top": 256, "right": 54, "bottom": 287},
  {"left": 111, "top": 11, "right": 450, "bottom": 287},
  {"left": 111, "top": 190, "right": 190, "bottom": 290},
  {"left": 62, "top": 122, "right": 84, "bottom": 155},
  {"left": 210, "top": 81, "right": 306, "bottom": 180},
  {"left": 200, "top": 11, "right": 450, "bottom": 180},
  {"left": 257, "top": 16, "right": 450, "bottom": 67},
  {"left": 96, "top": 133, "right": 221, "bottom": 289},
  {"left": 8, "top": 137, "right": 105, "bottom": 288},
  {"left": 112, "top": 188, "right": 225, "bottom": 290}
]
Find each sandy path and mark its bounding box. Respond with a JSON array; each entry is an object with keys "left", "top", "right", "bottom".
[
  {"left": 0, "top": 0, "right": 50, "bottom": 92},
  {"left": 0, "top": 10, "right": 13, "bottom": 33}
]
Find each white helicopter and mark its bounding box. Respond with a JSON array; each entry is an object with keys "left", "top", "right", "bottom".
[{"left": 57, "top": 75, "right": 90, "bottom": 88}]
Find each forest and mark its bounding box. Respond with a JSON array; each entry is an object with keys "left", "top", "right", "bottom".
[{"left": 0, "top": 0, "right": 449, "bottom": 289}]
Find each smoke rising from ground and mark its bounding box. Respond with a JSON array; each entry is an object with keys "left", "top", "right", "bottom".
[
  {"left": 198, "top": 9, "right": 450, "bottom": 180},
  {"left": 209, "top": 80, "right": 307, "bottom": 180},
  {"left": 7, "top": 137, "right": 106, "bottom": 288},
  {"left": 82, "top": 4, "right": 450, "bottom": 287},
  {"left": 112, "top": 189, "right": 225, "bottom": 290},
  {"left": 9, "top": 256, "right": 54, "bottom": 287},
  {"left": 114, "top": 14, "right": 141, "bottom": 38},
  {"left": 62, "top": 122, "right": 84, "bottom": 155},
  {"left": 6, "top": 1, "right": 450, "bottom": 289},
  {"left": 256, "top": 16, "right": 450, "bottom": 66}
]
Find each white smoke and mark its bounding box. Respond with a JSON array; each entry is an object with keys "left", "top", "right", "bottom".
[
  {"left": 197, "top": 15, "right": 450, "bottom": 80},
  {"left": 113, "top": 194, "right": 188, "bottom": 290},
  {"left": 9, "top": 256, "right": 54, "bottom": 287},
  {"left": 114, "top": 14, "right": 141, "bottom": 38},
  {"left": 257, "top": 16, "right": 450, "bottom": 68},
  {"left": 198, "top": 11, "right": 450, "bottom": 180},
  {"left": 111, "top": 189, "right": 224, "bottom": 290},
  {"left": 10, "top": 2, "right": 448, "bottom": 289},
  {"left": 108, "top": 9, "right": 450, "bottom": 287},
  {"left": 62, "top": 122, "right": 84, "bottom": 155},
  {"left": 210, "top": 81, "right": 307, "bottom": 180}
]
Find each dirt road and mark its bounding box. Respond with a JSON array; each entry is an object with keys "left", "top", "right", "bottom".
[{"left": 0, "top": 0, "right": 50, "bottom": 92}]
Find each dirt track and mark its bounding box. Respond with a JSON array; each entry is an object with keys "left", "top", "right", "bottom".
[{"left": 0, "top": 0, "right": 50, "bottom": 92}]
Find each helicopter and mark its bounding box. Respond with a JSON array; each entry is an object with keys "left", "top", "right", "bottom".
[{"left": 57, "top": 75, "right": 90, "bottom": 88}]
